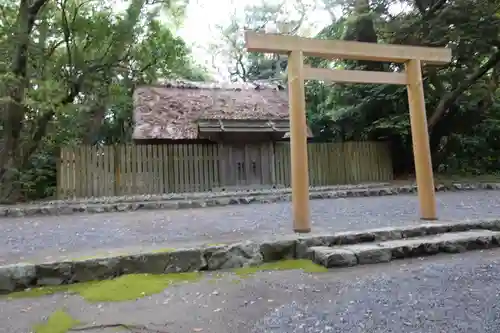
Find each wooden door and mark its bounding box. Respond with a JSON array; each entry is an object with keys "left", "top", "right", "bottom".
[
  {"left": 224, "top": 144, "right": 266, "bottom": 187},
  {"left": 244, "top": 145, "right": 263, "bottom": 186},
  {"left": 232, "top": 147, "right": 247, "bottom": 186}
]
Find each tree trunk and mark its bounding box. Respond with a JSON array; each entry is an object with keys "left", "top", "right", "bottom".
[
  {"left": 0, "top": 0, "right": 49, "bottom": 202},
  {"left": 343, "top": 0, "right": 385, "bottom": 71}
]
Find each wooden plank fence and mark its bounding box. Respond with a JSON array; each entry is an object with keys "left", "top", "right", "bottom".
[{"left": 57, "top": 142, "right": 393, "bottom": 198}]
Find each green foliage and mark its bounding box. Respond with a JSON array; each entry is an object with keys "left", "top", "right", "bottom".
[
  {"left": 304, "top": 0, "right": 500, "bottom": 175},
  {"left": 215, "top": 0, "right": 500, "bottom": 176},
  {"left": 0, "top": 0, "right": 208, "bottom": 202}
]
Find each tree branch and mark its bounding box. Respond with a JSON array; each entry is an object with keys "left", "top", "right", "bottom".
[
  {"left": 70, "top": 323, "right": 170, "bottom": 332},
  {"left": 60, "top": 0, "right": 74, "bottom": 76},
  {"left": 19, "top": 78, "right": 83, "bottom": 169},
  {"left": 29, "top": 0, "right": 47, "bottom": 15},
  {"left": 46, "top": 40, "right": 65, "bottom": 58},
  {"left": 425, "top": 0, "right": 448, "bottom": 18},
  {"left": 27, "top": 0, "right": 48, "bottom": 32},
  {"left": 414, "top": 0, "right": 447, "bottom": 17},
  {"left": 0, "top": 5, "right": 13, "bottom": 25},
  {"left": 428, "top": 49, "right": 500, "bottom": 128}
]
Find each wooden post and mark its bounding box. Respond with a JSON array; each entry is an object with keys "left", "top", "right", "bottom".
[
  {"left": 405, "top": 59, "right": 437, "bottom": 220},
  {"left": 56, "top": 148, "right": 62, "bottom": 199},
  {"left": 114, "top": 144, "right": 121, "bottom": 196},
  {"left": 287, "top": 50, "right": 311, "bottom": 233},
  {"left": 269, "top": 141, "right": 276, "bottom": 185}
]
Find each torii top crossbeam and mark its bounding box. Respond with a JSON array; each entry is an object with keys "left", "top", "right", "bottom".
[{"left": 245, "top": 31, "right": 451, "bottom": 65}]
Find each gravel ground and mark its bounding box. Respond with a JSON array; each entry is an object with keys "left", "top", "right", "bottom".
[
  {"left": 3, "top": 249, "right": 500, "bottom": 332},
  {"left": 2, "top": 191, "right": 500, "bottom": 264}
]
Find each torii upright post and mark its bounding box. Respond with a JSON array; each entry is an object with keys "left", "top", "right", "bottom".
[
  {"left": 287, "top": 50, "right": 310, "bottom": 233},
  {"left": 244, "top": 31, "right": 451, "bottom": 233},
  {"left": 406, "top": 59, "right": 437, "bottom": 220}
]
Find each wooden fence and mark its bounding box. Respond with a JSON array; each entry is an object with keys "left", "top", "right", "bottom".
[{"left": 57, "top": 142, "right": 393, "bottom": 198}]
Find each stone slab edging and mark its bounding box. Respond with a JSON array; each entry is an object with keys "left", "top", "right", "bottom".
[
  {"left": 0, "top": 183, "right": 388, "bottom": 218},
  {"left": 22, "top": 183, "right": 392, "bottom": 206},
  {"left": 1, "top": 218, "right": 500, "bottom": 295},
  {"left": 1, "top": 182, "right": 500, "bottom": 218}
]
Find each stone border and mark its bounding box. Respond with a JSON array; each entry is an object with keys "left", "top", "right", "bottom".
[
  {"left": 0, "top": 183, "right": 388, "bottom": 217},
  {"left": 1, "top": 218, "right": 500, "bottom": 294},
  {"left": 22, "top": 183, "right": 392, "bottom": 206},
  {"left": 1, "top": 182, "right": 500, "bottom": 218}
]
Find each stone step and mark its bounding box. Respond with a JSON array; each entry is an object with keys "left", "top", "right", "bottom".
[{"left": 308, "top": 230, "right": 500, "bottom": 268}]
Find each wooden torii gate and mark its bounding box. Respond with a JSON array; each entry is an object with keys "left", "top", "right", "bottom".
[{"left": 244, "top": 31, "right": 452, "bottom": 233}]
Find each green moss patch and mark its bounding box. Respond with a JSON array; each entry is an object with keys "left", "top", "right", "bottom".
[
  {"left": 4, "top": 285, "right": 77, "bottom": 299},
  {"left": 233, "top": 259, "right": 327, "bottom": 277},
  {"left": 33, "top": 309, "right": 79, "bottom": 333},
  {"left": 4, "top": 272, "right": 201, "bottom": 302},
  {"left": 149, "top": 248, "right": 177, "bottom": 253},
  {"left": 76, "top": 272, "right": 201, "bottom": 302}
]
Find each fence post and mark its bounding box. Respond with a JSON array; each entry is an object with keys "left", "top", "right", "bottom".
[
  {"left": 114, "top": 144, "right": 121, "bottom": 196},
  {"left": 269, "top": 142, "right": 276, "bottom": 185},
  {"left": 56, "top": 147, "right": 62, "bottom": 199}
]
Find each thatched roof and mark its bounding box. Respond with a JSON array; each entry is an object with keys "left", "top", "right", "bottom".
[{"left": 132, "top": 80, "right": 295, "bottom": 140}]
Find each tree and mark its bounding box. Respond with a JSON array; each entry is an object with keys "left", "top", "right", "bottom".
[
  {"left": 306, "top": 0, "right": 500, "bottom": 175},
  {"left": 0, "top": 0, "right": 207, "bottom": 201},
  {"left": 208, "top": 0, "right": 318, "bottom": 82}
]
